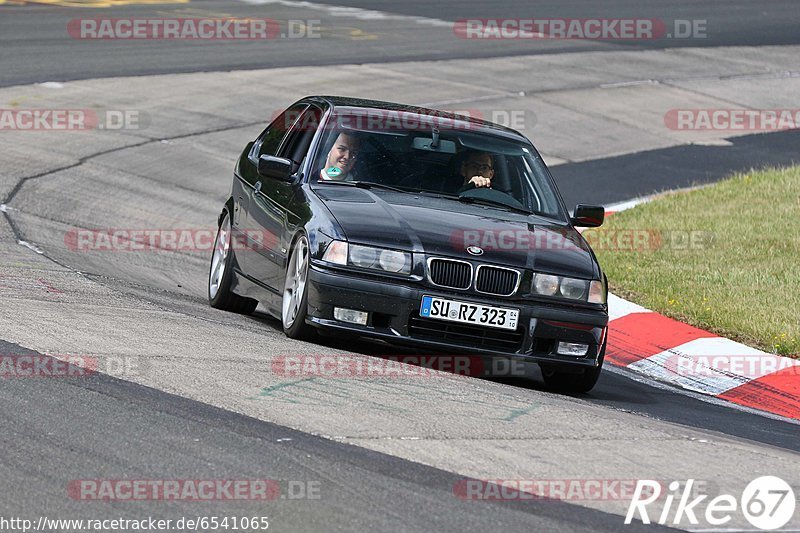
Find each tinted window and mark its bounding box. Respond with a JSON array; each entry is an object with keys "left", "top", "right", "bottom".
[
  {"left": 255, "top": 104, "right": 307, "bottom": 159},
  {"left": 278, "top": 106, "right": 323, "bottom": 166}
]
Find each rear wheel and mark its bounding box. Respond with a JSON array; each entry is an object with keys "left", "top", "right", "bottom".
[
  {"left": 208, "top": 211, "right": 258, "bottom": 314},
  {"left": 282, "top": 234, "right": 316, "bottom": 340},
  {"left": 541, "top": 342, "right": 605, "bottom": 394}
]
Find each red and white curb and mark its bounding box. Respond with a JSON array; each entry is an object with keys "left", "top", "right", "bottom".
[
  {"left": 606, "top": 295, "right": 800, "bottom": 420},
  {"left": 600, "top": 197, "right": 800, "bottom": 421}
]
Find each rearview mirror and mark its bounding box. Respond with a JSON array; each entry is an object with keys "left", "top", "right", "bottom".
[
  {"left": 571, "top": 204, "right": 604, "bottom": 227},
  {"left": 412, "top": 136, "right": 456, "bottom": 153},
  {"left": 258, "top": 154, "right": 294, "bottom": 182}
]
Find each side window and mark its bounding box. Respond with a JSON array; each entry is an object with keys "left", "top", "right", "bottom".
[
  {"left": 250, "top": 104, "right": 308, "bottom": 162},
  {"left": 277, "top": 106, "right": 323, "bottom": 169}
]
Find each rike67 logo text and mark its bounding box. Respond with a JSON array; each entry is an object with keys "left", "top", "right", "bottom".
[{"left": 626, "top": 476, "right": 795, "bottom": 530}]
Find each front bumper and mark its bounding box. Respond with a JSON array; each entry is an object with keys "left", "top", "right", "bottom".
[{"left": 306, "top": 263, "right": 608, "bottom": 369}]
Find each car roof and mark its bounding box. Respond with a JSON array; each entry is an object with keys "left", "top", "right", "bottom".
[{"left": 301, "top": 95, "right": 531, "bottom": 143}]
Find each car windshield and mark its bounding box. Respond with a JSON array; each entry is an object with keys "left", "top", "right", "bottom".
[{"left": 310, "top": 111, "right": 566, "bottom": 220}]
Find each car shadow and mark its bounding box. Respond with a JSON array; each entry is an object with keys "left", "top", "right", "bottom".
[{"left": 242, "top": 309, "right": 646, "bottom": 404}]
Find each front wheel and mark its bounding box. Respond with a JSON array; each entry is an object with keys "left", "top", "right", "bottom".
[
  {"left": 282, "top": 234, "right": 315, "bottom": 340},
  {"left": 208, "top": 210, "right": 258, "bottom": 315}
]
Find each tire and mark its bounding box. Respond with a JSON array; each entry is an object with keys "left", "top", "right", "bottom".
[
  {"left": 208, "top": 210, "right": 258, "bottom": 315},
  {"left": 282, "top": 233, "right": 316, "bottom": 340},
  {"left": 541, "top": 341, "right": 605, "bottom": 394}
]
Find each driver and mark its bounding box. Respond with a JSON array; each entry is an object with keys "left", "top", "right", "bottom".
[
  {"left": 318, "top": 131, "right": 360, "bottom": 181},
  {"left": 456, "top": 150, "right": 495, "bottom": 193}
]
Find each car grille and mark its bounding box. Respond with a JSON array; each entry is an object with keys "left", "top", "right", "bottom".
[
  {"left": 476, "top": 266, "right": 519, "bottom": 296},
  {"left": 428, "top": 259, "right": 471, "bottom": 289},
  {"left": 408, "top": 313, "right": 524, "bottom": 352}
]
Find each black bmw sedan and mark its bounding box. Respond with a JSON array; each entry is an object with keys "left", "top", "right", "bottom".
[{"left": 208, "top": 96, "right": 608, "bottom": 392}]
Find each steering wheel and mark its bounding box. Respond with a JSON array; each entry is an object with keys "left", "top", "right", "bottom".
[{"left": 459, "top": 186, "right": 528, "bottom": 211}]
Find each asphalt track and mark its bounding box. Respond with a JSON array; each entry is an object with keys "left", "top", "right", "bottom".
[
  {"left": 3, "top": 339, "right": 674, "bottom": 533},
  {"left": 553, "top": 129, "right": 800, "bottom": 208},
  {"left": 1, "top": 1, "right": 800, "bottom": 532},
  {"left": 1, "top": 0, "right": 800, "bottom": 86}
]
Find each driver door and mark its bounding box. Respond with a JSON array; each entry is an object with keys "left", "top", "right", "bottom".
[
  {"left": 237, "top": 104, "right": 306, "bottom": 280},
  {"left": 247, "top": 105, "right": 322, "bottom": 291}
]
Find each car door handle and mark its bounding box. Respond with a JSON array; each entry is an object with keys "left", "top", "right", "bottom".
[{"left": 254, "top": 181, "right": 262, "bottom": 194}]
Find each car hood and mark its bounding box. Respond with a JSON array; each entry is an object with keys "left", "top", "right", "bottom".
[{"left": 314, "top": 187, "right": 598, "bottom": 279}]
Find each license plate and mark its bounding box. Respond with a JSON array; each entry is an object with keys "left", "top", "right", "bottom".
[{"left": 419, "top": 295, "right": 519, "bottom": 331}]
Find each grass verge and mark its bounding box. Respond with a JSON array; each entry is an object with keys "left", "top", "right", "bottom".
[{"left": 586, "top": 166, "right": 799, "bottom": 357}]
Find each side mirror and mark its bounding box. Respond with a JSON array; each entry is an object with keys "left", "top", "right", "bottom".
[
  {"left": 258, "top": 154, "right": 294, "bottom": 182},
  {"left": 571, "top": 204, "right": 605, "bottom": 228}
]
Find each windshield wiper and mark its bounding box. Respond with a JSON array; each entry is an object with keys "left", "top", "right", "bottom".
[
  {"left": 318, "top": 180, "right": 409, "bottom": 193},
  {"left": 353, "top": 181, "right": 409, "bottom": 193},
  {"left": 457, "top": 196, "right": 533, "bottom": 215}
]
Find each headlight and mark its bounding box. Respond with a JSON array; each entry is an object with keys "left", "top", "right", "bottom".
[
  {"left": 560, "top": 277, "right": 588, "bottom": 299},
  {"left": 350, "top": 245, "right": 379, "bottom": 268},
  {"left": 533, "top": 274, "right": 559, "bottom": 296},
  {"left": 322, "top": 240, "right": 412, "bottom": 275},
  {"left": 533, "top": 273, "right": 604, "bottom": 303},
  {"left": 379, "top": 249, "right": 409, "bottom": 273}
]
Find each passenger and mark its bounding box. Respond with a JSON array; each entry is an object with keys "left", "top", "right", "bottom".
[{"left": 318, "top": 132, "right": 360, "bottom": 181}]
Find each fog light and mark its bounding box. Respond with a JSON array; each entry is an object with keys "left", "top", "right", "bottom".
[
  {"left": 556, "top": 342, "right": 589, "bottom": 357},
  {"left": 334, "top": 307, "right": 368, "bottom": 326}
]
